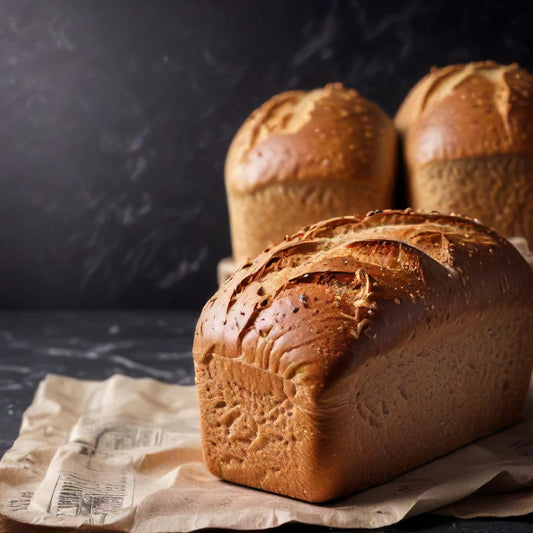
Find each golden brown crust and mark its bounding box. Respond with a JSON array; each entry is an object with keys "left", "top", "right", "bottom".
[
  {"left": 225, "top": 83, "right": 397, "bottom": 263},
  {"left": 227, "top": 83, "right": 396, "bottom": 192},
  {"left": 195, "top": 210, "right": 532, "bottom": 388},
  {"left": 395, "top": 61, "right": 533, "bottom": 168}
]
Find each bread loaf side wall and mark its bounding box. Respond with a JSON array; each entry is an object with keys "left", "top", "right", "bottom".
[
  {"left": 229, "top": 180, "right": 386, "bottom": 264},
  {"left": 317, "top": 308, "right": 532, "bottom": 501},
  {"left": 410, "top": 155, "right": 533, "bottom": 245},
  {"left": 196, "top": 354, "right": 319, "bottom": 501},
  {"left": 196, "top": 306, "right": 532, "bottom": 502}
]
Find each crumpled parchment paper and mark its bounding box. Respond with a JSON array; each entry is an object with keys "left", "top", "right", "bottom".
[{"left": 0, "top": 372, "right": 532, "bottom": 532}]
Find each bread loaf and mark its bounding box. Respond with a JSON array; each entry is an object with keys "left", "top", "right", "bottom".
[
  {"left": 226, "top": 83, "right": 397, "bottom": 264},
  {"left": 395, "top": 61, "right": 533, "bottom": 246},
  {"left": 193, "top": 210, "right": 533, "bottom": 502}
]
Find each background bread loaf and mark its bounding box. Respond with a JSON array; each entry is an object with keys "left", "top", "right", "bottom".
[
  {"left": 194, "top": 210, "right": 533, "bottom": 502},
  {"left": 226, "top": 83, "right": 397, "bottom": 264},
  {"left": 395, "top": 61, "right": 533, "bottom": 245}
]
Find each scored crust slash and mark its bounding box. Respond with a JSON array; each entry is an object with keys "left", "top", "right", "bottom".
[{"left": 193, "top": 209, "right": 533, "bottom": 502}]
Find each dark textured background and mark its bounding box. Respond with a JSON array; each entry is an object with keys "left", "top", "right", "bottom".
[{"left": 1, "top": 0, "right": 532, "bottom": 309}]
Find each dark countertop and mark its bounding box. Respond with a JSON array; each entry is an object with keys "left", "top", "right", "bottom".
[{"left": 0, "top": 311, "right": 531, "bottom": 533}]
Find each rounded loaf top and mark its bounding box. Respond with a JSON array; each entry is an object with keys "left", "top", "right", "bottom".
[
  {"left": 395, "top": 61, "right": 533, "bottom": 168},
  {"left": 225, "top": 83, "right": 397, "bottom": 194},
  {"left": 194, "top": 210, "right": 533, "bottom": 392}
]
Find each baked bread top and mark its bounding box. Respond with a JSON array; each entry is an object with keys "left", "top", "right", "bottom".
[
  {"left": 395, "top": 61, "right": 533, "bottom": 168},
  {"left": 194, "top": 210, "right": 533, "bottom": 393},
  {"left": 225, "top": 83, "right": 396, "bottom": 194}
]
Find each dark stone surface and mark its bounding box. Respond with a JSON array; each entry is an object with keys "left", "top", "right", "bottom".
[
  {"left": 0, "top": 311, "right": 531, "bottom": 531},
  {"left": 0, "top": 310, "right": 198, "bottom": 455},
  {"left": 0, "top": 0, "right": 532, "bottom": 309}
]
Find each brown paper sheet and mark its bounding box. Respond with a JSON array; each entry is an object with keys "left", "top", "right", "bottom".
[{"left": 0, "top": 373, "right": 532, "bottom": 532}]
